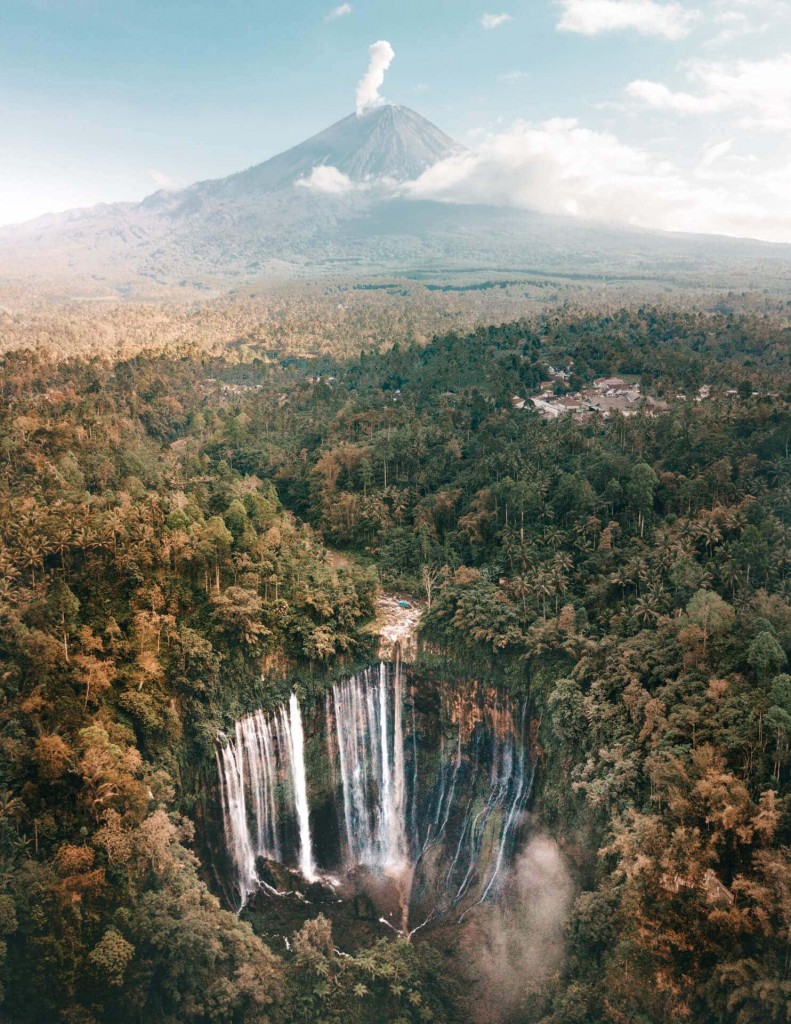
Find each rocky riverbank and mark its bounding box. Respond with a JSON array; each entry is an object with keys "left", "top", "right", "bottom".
[{"left": 371, "top": 593, "right": 424, "bottom": 661}]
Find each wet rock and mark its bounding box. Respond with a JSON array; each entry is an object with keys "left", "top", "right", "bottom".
[
  {"left": 256, "top": 857, "right": 295, "bottom": 892},
  {"left": 305, "top": 880, "right": 330, "bottom": 902},
  {"left": 353, "top": 893, "right": 377, "bottom": 920},
  {"left": 373, "top": 594, "right": 423, "bottom": 662}
]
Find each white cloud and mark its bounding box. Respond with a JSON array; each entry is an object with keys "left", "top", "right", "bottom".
[
  {"left": 296, "top": 165, "right": 356, "bottom": 195},
  {"left": 627, "top": 54, "right": 791, "bottom": 131},
  {"left": 500, "top": 70, "right": 528, "bottom": 82},
  {"left": 556, "top": 0, "right": 699, "bottom": 39},
  {"left": 402, "top": 116, "right": 791, "bottom": 242},
  {"left": 356, "top": 40, "right": 395, "bottom": 116},
  {"left": 626, "top": 79, "right": 726, "bottom": 113},
  {"left": 709, "top": 9, "right": 751, "bottom": 43},
  {"left": 148, "top": 168, "right": 182, "bottom": 191},
  {"left": 481, "top": 12, "right": 513, "bottom": 28},
  {"left": 326, "top": 3, "right": 352, "bottom": 19},
  {"left": 697, "top": 138, "right": 733, "bottom": 169}
]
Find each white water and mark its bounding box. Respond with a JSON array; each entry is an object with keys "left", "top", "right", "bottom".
[
  {"left": 217, "top": 693, "right": 315, "bottom": 905},
  {"left": 479, "top": 705, "right": 535, "bottom": 903},
  {"left": 217, "top": 665, "right": 531, "bottom": 915},
  {"left": 286, "top": 692, "right": 316, "bottom": 882},
  {"left": 331, "top": 662, "right": 408, "bottom": 868},
  {"left": 216, "top": 735, "right": 255, "bottom": 901}
]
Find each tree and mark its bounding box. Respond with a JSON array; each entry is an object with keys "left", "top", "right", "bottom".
[
  {"left": 46, "top": 578, "right": 80, "bottom": 663},
  {"left": 684, "top": 589, "right": 735, "bottom": 653},
  {"left": 765, "top": 674, "right": 791, "bottom": 781},
  {"left": 194, "top": 516, "right": 233, "bottom": 593},
  {"left": 73, "top": 653, "right": 116, "bottom": 707},
  {"left": 420, "top": 564, "right": 443, "bottom": 610},
  {"left": 747, "top": 631, "right": 787, "bottom": 681},
  {"left": 211, "top": 587, "right": 269, "bottom": 649},
  {"left": 548, "top": 678, "right": 586, "bottom": 749},
  {"left": 626, "top": 462, "right": 658, "bottom": 537},
  {"left": 33, "top": 735, "right": 72, "bottom": 783},
  {"left": 224, "top": 498, "right": 249, "bottom": 541},
  {"left": 89, "top": 929, "right": 135, "bottom": 988}
]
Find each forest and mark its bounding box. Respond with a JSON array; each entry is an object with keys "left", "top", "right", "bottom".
[{"left": 0, "top": 305, "right": 789, "bottom": 1024}]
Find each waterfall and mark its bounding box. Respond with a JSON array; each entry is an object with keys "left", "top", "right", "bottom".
[
  {"left": 239, "top": 711, "right": 281, "bottom": 862},
  {"left": 216, "top": 665, "right": 533, "bottom": 919},
  {"left": 445, "top": 702, "right": 530, "bottom": 908},
  {"left": 478, "top": 702, "right": 534, "bottom": 903},
  {"left": 217, "top": 692, "right": 315, "bottom": 904},
  {"left": 286, "top": 692, "right": 316, "bottom": 882},
  {"left": 331, "top": 662, "right": 407, "bottom": 868},
  {"left": 216, "top": 736, "right": 255, "bottom": 899}
]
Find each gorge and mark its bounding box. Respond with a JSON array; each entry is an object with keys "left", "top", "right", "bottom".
[{"left": 216, "top": 661, "right": 535, "bottom": 934}]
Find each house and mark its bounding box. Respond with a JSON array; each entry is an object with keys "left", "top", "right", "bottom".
[
  {"left": 594, "top": 377, "right": 627, "bottom": 392},
  {"left": 530, "top": 396, "right": 562, "bottom": 419}
]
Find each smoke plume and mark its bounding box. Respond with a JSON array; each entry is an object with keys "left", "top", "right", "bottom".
[{"left": 356, "top": 40, "right": 395, "bottom": 116}]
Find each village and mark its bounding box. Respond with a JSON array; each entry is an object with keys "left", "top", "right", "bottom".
[{"left": 512, "top": 367, "right": 732, "bottom": 422}]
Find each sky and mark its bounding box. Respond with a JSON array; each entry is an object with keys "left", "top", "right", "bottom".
[{"left": 2, "top": 0, "right": 791, "bottom": 240}]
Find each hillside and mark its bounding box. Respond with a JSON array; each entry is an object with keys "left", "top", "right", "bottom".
[{"left": 0, "top": 308, "right": 789, "bottom": 1023}]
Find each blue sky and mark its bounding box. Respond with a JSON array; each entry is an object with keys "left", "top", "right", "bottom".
[{"left": 2, "top": 0, "right": 791, "bottom": 239}]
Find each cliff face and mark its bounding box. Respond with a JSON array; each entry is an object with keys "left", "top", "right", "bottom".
[{"left": 213, "top": 663, "right": 536, "bottom": 937}]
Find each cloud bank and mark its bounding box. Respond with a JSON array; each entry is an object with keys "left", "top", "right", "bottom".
[
  {"left": 627, "top": 53, "right": 791, "bottom": 131},
  {"left": 303, "top": 5, "right": 791, "bottom": 245},
  {"left": 356, "top": 40, "right": 395, "bottom": 116},
  {"left": 556, "top": 0, "right": 699, "bottom": 39},
  {"left": 403, "top": 115, "right": 791, "bottom": 242}
]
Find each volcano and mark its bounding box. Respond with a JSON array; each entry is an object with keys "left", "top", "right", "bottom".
[
  {"left": 203, "top": 104, "right": 458, "bottom": 194},
  {"left": 1, "top": 103, "right": 789, "bottom": 295}
]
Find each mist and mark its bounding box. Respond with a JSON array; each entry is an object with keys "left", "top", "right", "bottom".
[{"left": 459, "top": 836, "right": 573, "bottom": 1024}]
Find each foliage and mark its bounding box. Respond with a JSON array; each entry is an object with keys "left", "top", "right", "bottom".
[
  {"left": 0, "top": 349, "right": 378, "bottom": 1022},
  {"left": 1, "top": 304, "right": 789, "bottom": 1023}
]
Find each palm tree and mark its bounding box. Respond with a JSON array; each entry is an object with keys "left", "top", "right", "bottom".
[
  {"left": 0, "top": 789, "right": 23, "bottom": 827},
  {"left": 509, "top": 573, "right": 534, "bottom": 622},
  {"left": 696, "top": 519, "right": 723, "bottom": 556},
  {"left": 542, "top": 526, "right": 565, "bottom": 551},
  {"left": 390, "top": 489, "right": 409, "bottom": 523},
  {"left": 49, "top": 517, "right": 74, "bottom": 573},
  {"left": 103, "top": 506, "right": 128, "bottom": 556},
  {"left": 550, "top": 565, "right": 569, "bottom": 613},
  {"left": 719, "top": 558, "right": 743, "bottom": 601},
  {"left": 531, "top": 568, "right": 555, "bottom": 619},
  {"left": 633, "top": 594, "right": 660, "bottom": 624},
  {"left": 609, "top": 566, "right": 631, "bottom": 602},
  {"left": 17, "top": 533, "right": 45, "bottom": 584},
  {"left": 0, "top": 554, "right": 20, "bottom": 602}
]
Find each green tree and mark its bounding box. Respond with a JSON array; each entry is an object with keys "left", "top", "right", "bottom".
[{"left": 747, "top": 631, "right": 787, "bottom": 681}]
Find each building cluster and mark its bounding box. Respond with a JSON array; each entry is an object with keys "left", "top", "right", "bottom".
[
  {"left": 513, "top": 376, "right": 670, "bottom": 422},
  {"left": 512, "top": 373, "right": 750, "bottom": 422}
]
